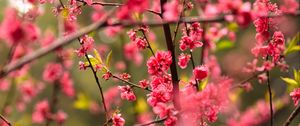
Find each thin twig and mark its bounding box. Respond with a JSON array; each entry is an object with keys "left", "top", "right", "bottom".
[
  {"left": 283, "top": 104, "right": 300, "bottom": 126},
  {"left": 230, "top": 71, "right": 265, "bottom": 89},
  {"left": 0, "top": 114, "right": 11, "bottom": 126},
  {"left": 140, "top": 30, "right": 155, "bottom": 56},
  {"left": 112, "top": 75, "right": 152, "bottom": 92},
  {"left": 45, "top": 81, "right": 60, "bottom": 126},
  {"left": 136, "top": 117, "right": 167, "bottom": 126},
  {"left": 78, "top": 39, "right": 109, "bottom": 120}
]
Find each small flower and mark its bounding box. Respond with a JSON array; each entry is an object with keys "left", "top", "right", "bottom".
[
  {"left": 118, "top": 85, "right": 136, "bottom": 101},
  {"left": 178, "top": 53, "right": 191, "bottom": 69},
  {"left": 43, "top": 63, "right": 63, "bottom": 82},
  {"left": 193, "top": 65, "right": 208, "bottom": 81},
  {"left": 139, "top": 79, "right": 149, "bottom": 89},
  {"left": 112, "top": 113, "right": 125, "bottom": 126},
  {"left": 290, "top": 88, "right": 300, "bottom": 106},
  {"left": 119, "top": 73, "right": 131, "bottom": 81},
  {"left": 79, "top": 61, "right": 87, "bottom": 70},
  {"left": 102, "top": 72, "right": 112, "bottom": 80}
]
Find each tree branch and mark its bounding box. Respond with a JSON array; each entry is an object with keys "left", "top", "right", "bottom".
[
  {"left": 0, "top": 114, "right": 11, "bottom": 126},
  {"left": 112, "top": 75, "right": 152, "bottom": 92},
  {"left": 284, "top": 104, "right": 300, "bottom": 126},
  {"left": 136, "top": 117, "right": 167, "bottom": 126},
  {"left": 160, "top": 0, "right": 181, "bottom": 110}
]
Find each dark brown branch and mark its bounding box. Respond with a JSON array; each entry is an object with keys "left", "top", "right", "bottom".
[
  {"left": 112, "top": 75, "right": 152, "bottom": 92},
  {"left": 284, "top": 104, "right": 300, "bottom": 126},
  {"left": 160, "top": 0, "right": 181, "bottom": 110},
  {"left": 45, "top": 81, "right": 60, "bottom": 126},
  {"left": 0, "top": 114, "right": 11, "bottom": 126},
  {"left": 136, "top": 117, "right": 167, "bottom": 126}
]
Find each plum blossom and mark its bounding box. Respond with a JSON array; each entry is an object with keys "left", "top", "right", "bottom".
[
  {"left": 178, "top": 53, "right": 191, "bottom": 69},
  {"left": 32, "top": 100, "right": 50, "bottom": 124},
  {"left": 193, "top": 65, "right": 208, "bottom": 81},
  {"left": 112, "top": 113, "right": 125, "bottom": 126},
  {"left": 290, "top": 88, "right": 300, "bottom": 106},
  {"left": 118, "top": 85, "right": 136, "bottom": 101},
  {"left": 163, "top": 0, "right": 182, "bottom": 21},
  {"left": 59, "top": 72, "right": 75, "bottom": 97},
  {"left": 43, "top": 63, "right": 63, "bottom": 82},
  {"left": 147, "top": 51, "right": 172, "bottom": 76}
]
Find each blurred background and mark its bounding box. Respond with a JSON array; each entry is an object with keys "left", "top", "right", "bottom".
[{"left": 0, "top": 0, "right": 299, "bottom": 126}]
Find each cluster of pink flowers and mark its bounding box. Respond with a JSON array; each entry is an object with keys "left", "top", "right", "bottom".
[
  {"left": 227, "top": 100, "right": 271, "bottom": 126},
  {"left": 177, "top": 53, "right": 191, "bottom": 69},
  {"left": 75, "top": 35, "right": 94, "bottom": 57},
  {"left": 0, "top": 8, "right": 40, "bottom": 46},
  {"left": 147, "top": 51, "right": 172, "bottom": 76},
  {"left": 245, "top": 0, "right": 288, "bottom": 77},
  {"left": 290, "top": 88, "right": 300, "bottom": 106},
  {"left": 116, "top": 0, "right": 149, "bottom": 20},
  {"left": 179, "top": 78, "right": 232, "bottom": 125},
  {"left": 179, "top": 23, "right": 204, "bottom": 51},
  {"left": 127, "top": 29, "right": 148, "bottom": 50},
  {"left": 118, "top": 85, "right": 136, "bottom": 101}
]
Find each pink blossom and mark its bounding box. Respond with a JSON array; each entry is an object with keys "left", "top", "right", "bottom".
[
  {"left": 102, "top": 72, "right": 112, "bottom": 80},
  {"left": 79, "top": 61, "right": 87, "bottom": 70},
  {"left": 118, "top": 85, "right": 136, "bottom": 101},
  {"left": 193, "top": 65, "right": 208, "bottom": 81},
  {"left": 32, "top": 100, "right": 50, "bottom": 124},
  {"left": 178, "top": 53, "right": 191, "bottom": 69},
  {"left": 290, "top": 88, "right": 300, "bottom": 106},
  {"left": 55, "top": 110, "right": 68, "bottom": 125},
  {"left": 76, "top": 35, "right": 94, "bottom": 57},
  {"left": 134, "top": 37, "right": 147, "bottom": 50},
  {"left": 179, "top": 36, "right": 203, "bottom": 51},
  {"left": 43, "top": 63, "right": 63, "bottom": 82},
  {"left": 253, "top": 18, "right": 268, "bottom": 33},
  {"left": 59, "top": 72, "right": 75, "bottom": 97},
  {"left": 119, "top": 73, "right": 131, "bottom": 81},
  {"left": 280, "top": 0, "right": 299, "bottom": 14},
  {"left": 103, "top": 87, "right": 121, "bottom": 111},
  {"left": 147, "top": 51, "right": 172, "bottom": 76},
  {"left": 0, "top": 79, "right": 10, "bottom": 91},
  {"left": 124, "top": 43, "right": 143, "bottom": 66},
  {"left": 112, "top": 114, "right": 125, "bottom": 126},
  {"left": 84, "top": 0, "right": 93, "bottom": 6},
  {"left": 163, "top": 0, "right": 182, "bottom": 21},
  {"left": 227, "top": 100, "right": 271, "bottom": 126},
  {"left": 139, "top": 79, "right": 149, "bottom": 89}
]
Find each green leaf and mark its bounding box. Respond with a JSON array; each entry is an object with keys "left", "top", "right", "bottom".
[
  {"left": 227, "top": 22, "right": 238, "bottom": 32},
  {"left": 281, "top": 77, "right": 298, "bottom": 87},
  {"left": 73, "top": 92, "right": 90, "bottom": 110},
  {"left": 284, "top": 33, "right": 300, "bottom": 55},
  {"left": 216, "top": 40, "right": 234, "bottom": 51},
  {"left": 106, "top": 50, "right": 112, "bottom": 68},
  {"left": 85, "top": 55, "right": 99, "bottom": 67},
  {"left": 199, "top": 78, "right": 208, "bottom": 91},
  {"left": 135, "top": 98, "right": 148, "bottom": 114},
  {"left": 93, "top": 49, "right": 103, "bottom": 65}
]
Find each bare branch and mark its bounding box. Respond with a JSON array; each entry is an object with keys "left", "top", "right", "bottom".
[
  {"left": 284, "top": 104, "right": 300, "bottom": 126},
  {"left": 0, "top": 114, "right": 11, "bottom": 126}
]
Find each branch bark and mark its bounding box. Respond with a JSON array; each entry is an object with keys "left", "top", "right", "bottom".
[
  {"left": 160, "top": 0, "right": 181, "bottom": 110},
  {"left": 284, "top": 104, "right": 300, "bottom": 126}
]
